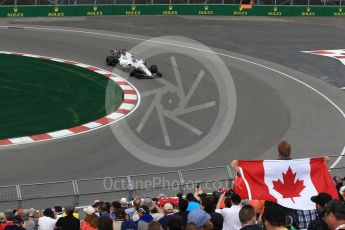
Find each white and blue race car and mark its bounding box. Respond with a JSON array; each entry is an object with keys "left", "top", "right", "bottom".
[{"left": 106, "top": 49, "right": 162, "bottom": 79}]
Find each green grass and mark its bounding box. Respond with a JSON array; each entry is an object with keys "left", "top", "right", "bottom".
[{"left": 0, "top": 54, "right": 123, "bottom": 139}]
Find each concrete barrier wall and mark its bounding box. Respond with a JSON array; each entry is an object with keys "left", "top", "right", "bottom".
[{"left": 0, "top": 5, "right": 344, "bottom": 17}]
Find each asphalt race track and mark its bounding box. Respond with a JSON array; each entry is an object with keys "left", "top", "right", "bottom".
[{"left": 0, "top": 16, "right": 344, "bottom": 185}]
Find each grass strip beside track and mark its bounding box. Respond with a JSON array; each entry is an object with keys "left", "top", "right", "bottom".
[{"left": 0, "top": 54, "right": 123, "bottom": 139}]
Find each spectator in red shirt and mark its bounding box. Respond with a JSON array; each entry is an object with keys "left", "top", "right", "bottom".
[
  {"left": 4, "top": 215, "right": 25, "bottom": 230},
  {"left": 0, "top": 212, "right": 13, "bottom": 230},
  {"left": 81, "top": 206, "right": 98, "bottom": 230}
]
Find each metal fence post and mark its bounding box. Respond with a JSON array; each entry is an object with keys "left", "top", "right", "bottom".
[
  {"left": 226, "top": 165, "right": 234, "bottom": 189},
  {"left": 127, "top": 176, "right": 134, "bottom": 201},
  {"left": 177, "top": 171, "right": 185, "bottom": 194},
  {"left": 15, "top": 185, "right": 22, "bottom": 209},
  {"left": 72, "top": 180, "right": 80, "bottom": 207}
]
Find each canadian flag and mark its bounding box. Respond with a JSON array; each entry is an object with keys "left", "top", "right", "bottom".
[{"left": 238, "top": 158, "right": 338, "bottom": 210}]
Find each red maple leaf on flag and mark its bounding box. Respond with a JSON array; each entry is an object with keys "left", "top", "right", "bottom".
[{"left": 272, "top": 167, "right": 305, "bottom": 203}]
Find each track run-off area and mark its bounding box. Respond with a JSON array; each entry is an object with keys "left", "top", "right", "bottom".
[
  {"left": 0, "top": 51, "right": 139, "bottom": 146},
  {"left": 0, "top": 16, "right": 344, "bottom": 184}
]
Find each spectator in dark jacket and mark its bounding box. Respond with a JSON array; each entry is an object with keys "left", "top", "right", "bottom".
[
  {"left": 239, "top": 205, "right": 261, "bottom": 230},
  {"left": 54, "top": 206, "right": 80, "bottom": 230},
  {"left": 174, "top": 199, "right": 189, "bottom": 229},
  {"left": 308, "top": 192, "right": 332, "bottom": 230},
  {"left": 158, "top": 203, "right": 175, "bottom": 230},
  {"left": 98, "top": 216, "right": 113, "bottom": 230},
  {"left": 323, "top": 200, "right": 345, "bottom": 230},
  {"left": 201, "top": 197, "right": 223, "bottom": 230},
  {"left": 167, "top": 217, "right": 183, "bottom": 230}
]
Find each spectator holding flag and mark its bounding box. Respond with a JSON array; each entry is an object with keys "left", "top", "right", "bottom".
[{"left": 230, "top": 140, "right": 337, "bottom": 213}]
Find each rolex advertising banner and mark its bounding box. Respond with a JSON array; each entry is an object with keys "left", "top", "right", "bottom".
[{"left": 0, "top": 5, "right": 344, "bottom": 17}]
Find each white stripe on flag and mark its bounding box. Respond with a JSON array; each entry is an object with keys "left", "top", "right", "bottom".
[{"left": 239, "top": 167, "right": 252, "bottom": 200}]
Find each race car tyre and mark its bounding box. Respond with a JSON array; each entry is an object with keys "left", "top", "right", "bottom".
[
  {"left": 106, "top": 56, "right": 118, "bottom": 66},
  {"left": 129, "top": 69, "right": 138, "bottom": 77},
  {"left": 150, "top": 65, "right": 158, "bottom": 74},
  {"left": 130, "top": 69, "right": 150, "bottom": 79}
]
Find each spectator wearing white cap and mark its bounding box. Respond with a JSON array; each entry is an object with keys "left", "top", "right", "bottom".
[
  {"left": 158, "top": 203, "right": 177, "bottom": 230},
  {"left": 121, "top": 198, "right": 128, "bottom": 208},
  {"left": 81, "top": 206, "right": 98, "bottom": 230}
]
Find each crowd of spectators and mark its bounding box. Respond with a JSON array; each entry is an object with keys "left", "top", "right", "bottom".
[
  {"left": 1, "top": 186, "right": 345, "bottom": 230},
  {"left": 1, "top": 141, "right": 345, "bottom": 230}
]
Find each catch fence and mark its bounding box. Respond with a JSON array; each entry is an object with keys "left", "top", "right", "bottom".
[
  {"left": 0, "top": 166, "right": 233, "bottom": 210},
  {"left": 1, "top": 165, "right": 344, "bottom": 211}
]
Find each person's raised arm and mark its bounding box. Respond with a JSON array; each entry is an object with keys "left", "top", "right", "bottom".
[
  {"left": 154, "top": 204, "right": 164, "bottom": 215},
  {"left": 216, "top": 193, "right": 225, "bottom": 210},
  {"left": 323, "top": 156, "right": 330, "bottom": 166},
  {"left": 231, "top": 160, "right": 239, "bottom": 171}
]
